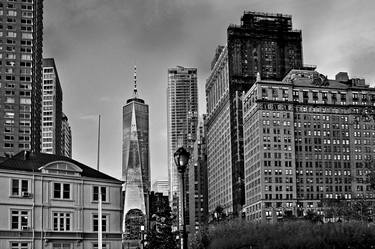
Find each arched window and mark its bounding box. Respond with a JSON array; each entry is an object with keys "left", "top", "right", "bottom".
[{"left": 39, "top": 161, "right": 82, "bottom": 176}]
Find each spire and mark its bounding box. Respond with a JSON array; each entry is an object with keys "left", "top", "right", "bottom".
[{"left": 133, "top": 65, "right": 138, "bottom": 98}]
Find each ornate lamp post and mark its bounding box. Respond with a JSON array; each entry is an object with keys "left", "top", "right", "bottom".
[
  {"left": 140, "top": 225, "right": 145, "bottom": 249},
  {"left": 174, "top": 147, "right": 190, "bottom": 249}
]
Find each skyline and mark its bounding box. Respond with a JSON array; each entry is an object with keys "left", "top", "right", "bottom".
[{"left": 43, "top": 0, "right": 375, "bottom": 182}]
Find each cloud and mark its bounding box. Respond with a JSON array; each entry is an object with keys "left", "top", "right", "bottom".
[
  {"left": 99, "top": 96, "right": 116, "bottom": 103},
  {"left": 347, "top": 47, "right": 375, "bottom": 83}
]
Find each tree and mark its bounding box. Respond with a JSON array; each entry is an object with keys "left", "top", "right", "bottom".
[
  {"left": 304, "top": 210, "right": 323, "bottom": 223},
  {"left": 212, "top": 205, "right": 226, "bottom": 222},
  {"left": 145, "top": 206, "right": 178, "bottom": 249}
]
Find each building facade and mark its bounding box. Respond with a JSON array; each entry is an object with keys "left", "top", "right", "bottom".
[
  {"left": 0, "top": 151, "right": 123, "bottom": 249},
  {"left": 188, "top": 116, "right": 208, "bottom": 232},
  {"left": 148, "top": 191, "right": 170, "bottom": 220},
  {"left": 206, "top": 11, "right": 303, "bottom": 216},
  {"left": 0, "top": 0, "right": 44, "bottom": 157},
  {"left": 167, "top": 66, "right": 198, "bottom": 228},
  {"left": 242, "top": 68, "right": 375, "bottom": 222},
  {"left": 122, "top": 68, "right": 150, "bottom": 246},
  {"left": 61, "top": 113, "right": 72, "bottom": 158},
  {"left": 41, "top": 58, "right": 63, "bottom": 155},
  {"left": 152, "top": 180, "right": 169, "bottom": 197}
]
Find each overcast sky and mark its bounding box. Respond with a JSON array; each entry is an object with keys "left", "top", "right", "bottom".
[{"left": 43, "top": 0, "right": 375, "bottom": 183}]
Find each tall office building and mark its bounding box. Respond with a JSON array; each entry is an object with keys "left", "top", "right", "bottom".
[
  {"left": 0, "top": 0, "right": 43, "bottom": 157},
  {"left": 167, "top": 66, "right": 198, "bottom": 228},
  {"left": 61, "top": 112, "right": 72, "bottom": 158},
  {"left": 189, "top": 115, "right": 208, "bottom": 231},
  {"left": 206, "top": 11, "right": 303, "bottom": 217},
  {"left": 41, "top": 58, "right": 62, "bottom": 155},
  {"left": 242, "top": 68, "right": 375, "bottom": 222},
  {"left": 122, "top": 67, "right": 150, "bottom": 246}
]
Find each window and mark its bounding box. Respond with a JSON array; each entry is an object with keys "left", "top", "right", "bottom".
[
  {"left": 21, "top": 33, "right": 32, "bottom": 39},
  {"left": 7, "top": 31, "right": 16, "bottom": 37},
  {"left": 7, "top": 10, "right": 17, "bottom": 17},
  {"left": 21, "top": 54, "right": 32, "bottom": 60},
  {"left": 93, "top": 214, "right": 108, "bottom": 232},
  {"left": 53, "top": 183, "right": 71, "bottom": 199},
  {"left": 53, "top": 212, "right": 71, "bottom": 231},
  {"left": 11, "top": 179, "right": 29, "bottom": 196},
  {"left": 52, "top": 243, "right": 71, "bottom": 249},
  {"left": 93, "top": 186, "right": 107, "bottom": 202},
  {"left": 11, "top": 210, "right": 29, "bottom": 230},
  {"left": 10, "top": 242, "right": 30, "bottom": 249},
  {"left": 20, "top": 98, "right": 31, "bottom": 104},
  {"left": 93, "top": 244, "right": 108, "bottom": 249}
]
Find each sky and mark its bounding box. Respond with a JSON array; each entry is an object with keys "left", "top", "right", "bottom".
[{"left": 43, "top": 0, "right": 375, "bottom": 183}]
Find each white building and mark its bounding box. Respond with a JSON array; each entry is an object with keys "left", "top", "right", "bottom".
[{"left": 0, "top": 151, "right": 123, "bottom": 249}]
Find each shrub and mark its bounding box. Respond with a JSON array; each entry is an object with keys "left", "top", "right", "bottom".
[{"left": 193, "top": 220, "right": 375, "bottom": 249}]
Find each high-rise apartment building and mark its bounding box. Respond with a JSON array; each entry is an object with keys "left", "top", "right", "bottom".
[
  {"left": 242, "top": 68, "right": 375, "bottom": 222},
  {"left": 167, "top": 66, "right": 198, "bottom": 229},
  {"left": 122, "top": 67, "right": 150, "bottom": 246},
  {"left": 0, "top": 0, "right": 43, "bottom": 157},
  {"left": 189, "top": 115, "right": 208, "bottom": 231},
  {"left": 41, "top": 58, "right": 62, "bottom": 155},
  {"left": 206, "top": 11, "right": 303, "bottom": 217},
  {"left": 152, "top": 180, "right": 169, "bottom": 197},
  {"left": 61, "top": 112, "right": 72, "bottom": 158}
]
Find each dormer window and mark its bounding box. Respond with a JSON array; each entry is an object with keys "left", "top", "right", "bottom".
[{"left": 39, "top": 161, "right": 82, "bottom": 176}]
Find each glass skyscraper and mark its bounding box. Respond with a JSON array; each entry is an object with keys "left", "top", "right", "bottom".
[{"left": 122, "top": 67, "right": 150, "bottom": 245}]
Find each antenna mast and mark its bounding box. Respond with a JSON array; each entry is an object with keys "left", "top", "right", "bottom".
[{"left": 133, "top": 65, "right": 138, "bottom": 98}]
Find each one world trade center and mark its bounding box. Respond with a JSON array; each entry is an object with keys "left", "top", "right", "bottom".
[{"left": 122, "top": 66, "right": 150, "bottom": 246}]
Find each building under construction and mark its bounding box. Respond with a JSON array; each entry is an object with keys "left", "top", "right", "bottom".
[{"left": 206, "top": 11, "right": 303, "bottom": 217}]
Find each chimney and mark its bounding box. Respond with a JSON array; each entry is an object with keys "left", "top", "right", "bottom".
[{"left": 335, "top": 72, "right": 349, "bottom": 82}]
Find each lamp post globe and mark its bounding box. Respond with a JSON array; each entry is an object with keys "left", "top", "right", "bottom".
[
  {"left": 174, "top": 147, "right": 190, "bottom": 174},
  {"left": 173, "top": 147, "right": 190, "bottom": 249}
]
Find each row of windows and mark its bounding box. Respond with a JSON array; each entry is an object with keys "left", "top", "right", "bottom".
[
  {"left": 10, "top": 179, "right": 109, "bottom": 202},
  {"left": 259, "top": 86, "right": 375, "bottom": 104},
  {"left": 4, "top": 135, "right": 30, "bottom": 141},
  {"left": 10, "top": 209, "right": 109, "bottom": 232},
  {"left": 9, "top": 242, "right": 109, "bottom": 249},
  {"left": 0, "top": 75, "right": 32, "bottom": 81},
  {"left": 4, "top": 142, "right": 29, "bottom": 148}
]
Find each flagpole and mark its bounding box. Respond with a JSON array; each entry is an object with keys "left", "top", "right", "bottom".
[
  {"left": 97, "top": 114, "right": 101, "bottom": 171},
  {"left": 98, "top": 187, "right": 102, "bottom": 249},
  {"left": 97, "top": 115, "right": 102, "bottom": 249}
]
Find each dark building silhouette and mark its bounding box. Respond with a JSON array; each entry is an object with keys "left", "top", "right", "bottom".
[
  {"left": 149, "top": 191, "right": 170, "bottom": 219},
  {"left": 41, "top": 58, "right": 63, "bottom": 156},
  {"left": 61, "top": 113, "right": 72, "bottom": 158},
  {"left": 0, "top": 0, "right": 43, "bottom": 157},
  {"left": 206, "top": 11, "right": 303, "bottom": 217},
  {"left": 189, "top": 116, "right": 208, "bottom": 231}
]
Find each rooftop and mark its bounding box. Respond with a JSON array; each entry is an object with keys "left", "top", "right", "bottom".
[{"left": 0, "top": 151, "right": 121, "bottom": 182}]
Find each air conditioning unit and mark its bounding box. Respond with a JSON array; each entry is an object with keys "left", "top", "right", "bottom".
[
  {"left": 22, "top": 191, "right": 31, "bottom": 197},
  {"left": 21, "top": 226, "right": 30, "bottom": 230}
]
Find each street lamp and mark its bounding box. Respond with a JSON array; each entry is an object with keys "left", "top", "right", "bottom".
[
  {"left": 140, "top": 225, "right": 145, "bottom": 249},
  {"left": 174, "top": 147, "right": 190, "bottom": 249}
]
